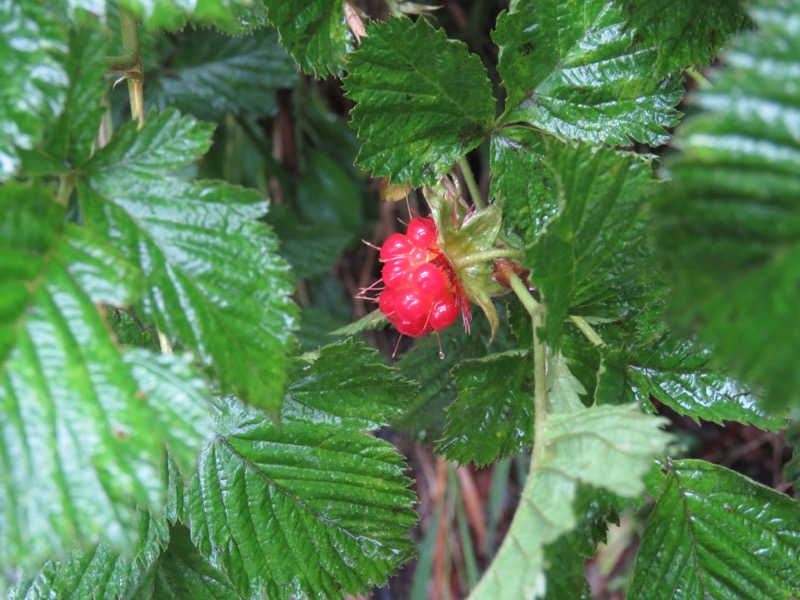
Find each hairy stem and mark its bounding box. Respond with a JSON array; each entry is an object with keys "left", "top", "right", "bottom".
[
  {"left": 452, "top": 247, "right": 524, "bottom": 268},
  {"left": 569, "top": 315, "right": 606, "bottom": 347},
  {"left": 458, "top": 156, "right": 486, "bottom": 210},
  {"left": 108, "top": 10, "right": 144, "bottom": 127},
  {"left": 508, "top": 272, "right": 548, "bottom": 456},
  {"left": 508, "top": 272, "right": 540, "bottom": 317},
  {"left": 532, "top": 306, "right": 548, "bottom": 464},
  {"left": 686, "top": 66, "right": 711, "bottom": 88},
  {"left": 55, "top": 173, "right": 76, "bottom": 207}
]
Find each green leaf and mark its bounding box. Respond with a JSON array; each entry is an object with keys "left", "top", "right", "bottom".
[
  {"left": 615, "top": 0, "right": 751, "bottom": 75},
  {"left": 80, "top": 110, "right": 297, "bottom": 412},
  {"left": 187, "top": 396, "right": 417, "bottom": 599},
  {"left": 86, "top": 109, "right": 215, "bottom": 175},
  {"left": 438, "top": 351, "right": 534, "bottom": 466},
  {"left": 654, "top": 0, "right": 800, "bottom": 408},
  {"left": 344, "top": 17, "right": 495, "bottom": 186},
  {"left": 148, "top": 29, "right": 298, "bottom": 122},
  {"left": 127, "top": 524, "right": 239, "bottom": 599},
  {"left": 596, "top": 333, "right": 781, "bottom": 428},
  {"left": 268, "top": 209, "right": 352, "bottom": 280},
  {"left": 0, "top": 2, "right": 67, "bottom": 179},
  {"left": 504, "top": 130, "right": 655, "bottom": 350},
  {"left": 471, "top": 404, "right": 669, "bottom": 599},
  {"left": 282, "top": 340, "right": 414, "bottom": 430},
  {"left": 0, "top": 193, "right": 214, "bottom": 567},
  {"left": 630, "top": 459, "right": 800, "bottom": 599},
  {"left": 262, "top": 0, "right": 353, "bottom": 76},
  {"left": 8, "top": 508, "right": 168, "bottom": 600},
  {"left": 542, "top": 487, "right": 618, "bottom": 600},
  {"left": 493, "top": 0, "right": 683, "bottom": 145},
  {"left": 39, "top": 22, "right": 109, "bottom": 169},
  {"left": 117, "top": 0, "right": 258, "bottom": 31},
  {"left": 0, "top": 185, "right": 211, "bottom": 567},
  {"left": 393, "top": 316, "right": 504, "bottom": 443}
]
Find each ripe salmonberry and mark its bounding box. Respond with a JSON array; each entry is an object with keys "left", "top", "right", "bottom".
[{"left": 373, "top": 217, "right": 468, "bottom": 338}]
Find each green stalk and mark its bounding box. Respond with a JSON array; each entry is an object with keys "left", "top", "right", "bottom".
[
  {"left": 458, "top": 156, "right": 486, "bottom": 210},
  {"left": 686, "top": 66, "right": 711, "bottom": 88},
  {"left": 55, "top": 172, "right": 76, "bottom": 207},
  {"left": 569, "top": 315, "right": 606, "bottom": 347},
  {"left": 452, "top": 247, "right": 524, "bottom": 268},
  {"left": 508, "top": 272, "right": 548, "bottom": 465},
  {"left": 108, "top": 10, "right": 144, "bottom": 127}
]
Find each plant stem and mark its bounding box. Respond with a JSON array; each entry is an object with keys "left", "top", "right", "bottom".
[
  {"left": 507, "top": 273, "right": 549, "bottom": 474},
  {"left": 686, "top": 66, "right": 711, "bottom": 88},
  {"left": 108, "top": 10, "right": 144, "bottom": 127},
  {"left": 508, "top": 272, "right": 540, "bottom": 317},
  {"left": 569, "top": 315, "right": 606, "bottom": 348},
  {"left": 452, "top": 247, "right": 524, "bottom": 268},
  {"left": 458, "top": 156, "right": 486, "bottom": 210},
  {"left": 55, "top": 173, "right": 76, "bottom": 207},
  {"left": 532, "top": 306, "right": 548, "bottom": 464}
]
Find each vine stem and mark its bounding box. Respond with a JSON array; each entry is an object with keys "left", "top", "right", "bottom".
[
  {"left": 108, "top": 10, "right": 144, "bottom": 127},
  {"left": 508, "top": 273, "right": 548, "bottom": 463},
  {"left": 452, "top": 247, "right": 524, "bottom": 268},
  {"left": 458, "top": 156, "right": 486, "bottom": 210},
  {"left": 686, "top": 66, "right": 711, "bottom": 88},
  {"left": 569, "top": 315, "right": 606, "bottom": 347}
]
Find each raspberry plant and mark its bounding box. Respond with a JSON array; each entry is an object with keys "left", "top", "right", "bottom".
[{"left": 1, "top": 0, "right": 800, "bottom": 598}]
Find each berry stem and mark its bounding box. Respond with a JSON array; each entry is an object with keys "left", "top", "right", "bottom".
[
  {"left": 686, "top": 66, "right": 711, "bottom": 88},
  {"left": 569, "top": 315, "right": 606, "bottom": 348},
  {"left": 458, "top": 156, "right": 486, "bottom": 210},
  {"left": 107, "top": 9, "right": 144, "bottom": 128},
  {"left": 508, "top": 272, "right": 541, "bottom": 318},
  {"left": 452, "top": 248, "right": 524, "bottom": 268},
  {"left": 507, "top": 273, "right": 548, "bottom": 486}
]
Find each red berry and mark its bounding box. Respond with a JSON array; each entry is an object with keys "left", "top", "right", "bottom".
[
  {"left": 379, "top": 286, "right": 397, "bottom": 315},
  {"left": 429, "top": 297, "right": 459, "bottom": 330},
  {"left": 380, "top": 233, "right": 412, "bottom": 261},
  {"left": 411, "top": 263, "right": 448, "bottom": 299},
  {"left": 406, "top": 217, "right": 436, "bottom": 249},
  {"left": 393, "top": 289, "right": 427, "bottom": 322},
  {"left": 382, "top": 257, "right": 411, "bottom": 287},
  {"left": 374, "top": 215, "right": 465, "bottom": 338}
]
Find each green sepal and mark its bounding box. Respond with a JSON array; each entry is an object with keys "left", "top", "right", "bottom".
[{"left": 426, "top": 184, "right": 513, "bottom": 342}]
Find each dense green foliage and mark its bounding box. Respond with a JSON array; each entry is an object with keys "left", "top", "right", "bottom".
[{"left": 1, "top": 0, "right": 799, "bottom": 598}]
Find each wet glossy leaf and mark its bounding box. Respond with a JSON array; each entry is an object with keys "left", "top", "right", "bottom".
[
  {"left": 80, "top": 110, "right": 297, "bottom": 413},
  {"left": 39, "top": 23, "right": 109, "bottom": 169},
  {"left": 493, "top": 0, "right": 683, "bottom": 145},
  {"left": 187, "top": 395, "right": 417, "bottom": 600},
  {"left": 471, "top": 405, "right": 669, "bottom": 599},
  {"left": 117, "top": 0, "right": 258, "bottom": 31},
  {"left": 655, "top": 0, "right": 800, "bottom": 408},
  {"left": 269, "top": 206, "right": 353, "bottom": 279},
  {"left": 0, "top": 186, "right": 212, "bottom": 568},
  {"left": 631, "top": 460, "right": 800, "bottom": 599},
  {"left": 148, "top": 28, "right": 298, "bottom": 122},
  {"left": 616, "top": 0, "right": 751, "bottom": 75},
  {"left": 505, "top": 130, "right": 655, "bottom": 351},
  {"left": 394, "top": 316, "right": 508, "bottom": 443},
  {"left": 282, "top": 340, "right": 414, "bottom": 430},
  {"left": 126, "top": 524, "right": 239, "bottom": 599},
  {"left": 0, "top": 1, "right": 67, "bottom": 179},
  {"left": 438, "top": 351, "right": 534, "bottom": 466},
  {"left": 8, "top": 509, "right": 168, "bottom": 600},
  {"left": 344, "top": 17, "right": 495, "bottom": 186},
  {"left": 263, "top": 0, "right": 354, "bottom": 76},
  {"left": 596, "top": 334, "right": 781, "bottom": 428}
]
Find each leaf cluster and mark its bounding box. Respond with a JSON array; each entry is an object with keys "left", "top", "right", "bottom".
[{"left": 3, "top": 0, "right": 800, "bottom": 599}]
